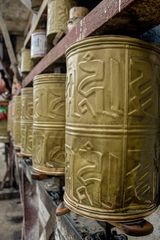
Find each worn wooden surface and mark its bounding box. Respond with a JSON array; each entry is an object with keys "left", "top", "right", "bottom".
[{"left": 22, "top": 0, "right": 160, "bottom": 87}]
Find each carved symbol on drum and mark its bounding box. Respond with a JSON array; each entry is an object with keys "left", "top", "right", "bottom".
[
  {"left": 78, "top": 53, "right": 104, "bottom": 117},
  {"left": 34, "top": 89, "right": 64, "bottom": 119},
  {"left": 129, "top": 59, "right": 154, "bottom": 117},
  {"left": 76, "top": 141, "right": 102, "bottom": 207},
  {"left": 47, "top": 145, "right": 65, "bottom": 168},
  {"left": 27, "top": 129, "right": 32, "bottom": 152},
  {"left": 125, "top": 149, "right": 153, "bottom": 205}
]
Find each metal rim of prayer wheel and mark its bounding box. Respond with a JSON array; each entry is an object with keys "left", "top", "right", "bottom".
[
  {"left": 21, "top": 88, "right": 33, "bottom": 157},
  {"left": 32, "top": 73, "right": 65, "bottom": 176},
  {"left": 13, "top": 95, "right": 21, "bottom": 149},
  {"left": 64, "top": 36, "right": 160, "bottom": 222}
]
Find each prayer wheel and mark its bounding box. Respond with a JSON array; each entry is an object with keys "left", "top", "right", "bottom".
[
  {"left": 67, "top": 7, "right": 88, "bottom": 32},
  {"left": 64, "top": 36, "right": 160, "bottom": 222},
  {"left": 31, "top": 30, "right": 47, "bottom": 59},
  {"left": 21, "top": 48, "right": 33, "bottom": 73},
  {"left": 7, "top": 101, "right": 12, "bottom": 132},
  {"left": 47, "top": 0, "right": 75, "bottom": 41},
  {"left": 32, "top": 73, "right": 65, "bottom": 175},
  {"left": 21, "top": 88, "right": 33, "bottom": 157},
  {"left": 10, "top": 98, "right": 15, "bottom": 137},
  {"left": 13, "top": 96, "right": 21, "bottom": 148}
]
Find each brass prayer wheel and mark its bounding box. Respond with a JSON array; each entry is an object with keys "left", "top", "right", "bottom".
[
  {"left": 31, "top": 30, "right": 47, "bottom": 59},
  {"left": 32, "top": 73, "right": 65, "bottom": 175},
  {"left": 21, "top": 88, "right": 33, "bottom": 157},
  {"left": 10, "top": 98, "right": 15, "bottom": 136},
  {"left": 7, "top": 101, "right": 12, "bottom": 132},
  {"left": 64, "top": 36, "right": 160, "bottom": 222},
  {"left": 13, "top": 96, "right": 21, "bottom": 148},
  {"left": 21, "top": 48, "right": 33, "bottom": 73},
  {"left": 47, "top": 0, "right": 75, "bottom": 42}
]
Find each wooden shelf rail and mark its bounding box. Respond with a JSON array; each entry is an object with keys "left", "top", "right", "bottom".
[
  {"left": 23, "top": 0, "right": 135, "bottom": 87},
  {"left": 22, "top": 0, "right": 160, "bottom": 87}
]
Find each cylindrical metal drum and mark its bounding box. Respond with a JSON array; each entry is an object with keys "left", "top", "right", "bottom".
[
  {"left": 64, "top": 36, "right": 160, "bottom": 222},
  {"left": 10, "top": 98, "right": 15, "bottom": 137},
  {"left": 21, "top": 88, "right": 33, "bottom": 157},
  {"left": 47, "top": 0, "right": 75, "bottom": 41},
  {"left": 13, "top": 96, "right": 21, "bottom": 148},
  {"left": 31, "top": 30, "right": 47, "bottom": 59},
  {"left": 67, "top": 6, "right": 88, "bottom": 32},
  {"left": 7, "top": 101, "right": 12, "bottom": 132},
  {"left": 32, "top": 73, "right": 65, "bottom": 175},
  {"left": 21, "top": 48, "right": 33, "bottom": 73}
]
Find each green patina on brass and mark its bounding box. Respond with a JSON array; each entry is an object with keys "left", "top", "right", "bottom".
[{"left": 64, "top": 36, "right": 160, "bottom": 222}]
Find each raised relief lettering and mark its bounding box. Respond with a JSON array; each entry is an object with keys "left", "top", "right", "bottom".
[
  {"left": 110, "top": 58, "right": 123, "bottom": 115},
  {"left": 78, "top": 53, "right": 104, "bottom": 117},
  {"left": 129, "top": 59, "right": 154, "bottom": 117},
  {"left": 125, "top": 150, "right": 153, "bottom": 205},
  {"left": 66, "top": 62, "right": 80, "bottom": 118},
  {"left": 65, "top": 144, "right": 78, "bottom": 202},
  {"left": 46, "top": 141, "right": 65, "bottom": 168},
  {"left": 34, "top": 130, "right": 64, "bottom": 168},
  {"left": 34, "top": 88, "right": 64, "bottom": 120},
  {"left": 66, "top": 53, "right": 123, "bottom": 119}
]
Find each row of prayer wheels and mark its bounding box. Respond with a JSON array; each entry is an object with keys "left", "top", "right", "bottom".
[
  {"left": 9, "top": 36, "right": 160, "bottom": 224},
  {"left": 21, "top": 1, "right": 88, "bottom": 74}
]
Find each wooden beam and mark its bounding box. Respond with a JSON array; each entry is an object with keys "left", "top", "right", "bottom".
[
  {"left": 24, "top": 0, "right": 48, "bottom": 47},
  {"left": 0, "top": 11, "right": 18, "bottom": 76},
  {"left": 22, "top": 0, "right": 160, "bottom": 87}
]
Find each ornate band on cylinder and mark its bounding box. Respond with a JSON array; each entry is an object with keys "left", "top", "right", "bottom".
[
  {"left": 47, "top": 0, "right": 75, "bottom": 41},
  {"left": 64, "top": 36, "right": 160, "bottom": 222},
  {"left": 21, "top": 88, "right": 33, "bottom": 157},
  {"left": 21, "top": 48, "right": 33, "bottom": 73},
  {"left": 13, "top": 96, "right": 21, "bottom": 148},
  {"left": 32, "top": 73, "right": 65, "bottom": 175}
]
